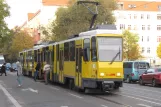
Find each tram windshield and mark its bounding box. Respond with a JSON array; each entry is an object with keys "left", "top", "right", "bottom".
[{"left": 97, "top": 37, "right": 123, "bottom": 62}]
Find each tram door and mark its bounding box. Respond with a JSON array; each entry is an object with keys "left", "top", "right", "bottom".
[
  {"left": 59, "top": 50, "right": 64, "bottom": 83},
  {"left": 75, "top": 47, "right": 82, "bottom": 88}
]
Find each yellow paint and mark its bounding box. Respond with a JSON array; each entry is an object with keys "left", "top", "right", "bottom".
[{"left": 97, "top": 34, "right": 122, "bottom": 37}]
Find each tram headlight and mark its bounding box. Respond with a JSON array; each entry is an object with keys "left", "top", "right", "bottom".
[
  {"left": 117, "top": 72, "right": 121, "bottom": 76},
  {"left": 100, "top": 73, "right": 105, "bottom": 76}
]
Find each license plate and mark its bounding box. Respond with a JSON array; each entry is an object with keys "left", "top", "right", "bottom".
[{"left": 103, "top": 81, "right": 114, "bottom": 83}]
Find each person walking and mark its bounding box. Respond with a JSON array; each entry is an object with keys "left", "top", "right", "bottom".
[
  {"left": 34, "top": 61, "right": 41, "bottom": 81},
  {"left": 43, "top": 61, "right": 50, "bottom": 85},
  {"left": 16, "top": 60, "right": 23, "bottom": 87},
  {"left": 0, "top": 63, "right": 7, "bottom": 76}
]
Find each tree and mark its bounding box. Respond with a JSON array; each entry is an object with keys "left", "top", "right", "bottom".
[
  {"left": 0, "top": 0, "right": 10, "bottom": 54},
  {"left": 48, "top": 0, "right": 117, "bottom": 41},
  {"left": 157, "top": 42, "right": 161, "bottom": 58},
  {"left": 123, "top": 30, "right": 142, "bottom": 61},
  {"left": 8, "top": 29, "right": 34, "bottom": 61}
]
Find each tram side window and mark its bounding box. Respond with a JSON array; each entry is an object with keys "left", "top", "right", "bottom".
[
  {"left": 64, "top": 42, "right": 69, "bottom": 61},
  {"left": 83, "top": 38, "right": 90, "bottom": 61},
  {"left": 70, "top": 41, "right": 75, "bottom": 61},
  {"left": 123, "top": 62, "right": 133, "bottom": 68},
  {"left": 91, "top": 37, "right": 97, "bottom": 61}
]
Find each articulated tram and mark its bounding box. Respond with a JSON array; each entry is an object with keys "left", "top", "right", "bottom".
[{"left": 19, "top": 25, "right": 124, "bottom": 92}]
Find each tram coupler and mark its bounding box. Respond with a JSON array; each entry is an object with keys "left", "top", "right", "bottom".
[{"left": 102, "top": 81, "right": 114, "bottom": 91}]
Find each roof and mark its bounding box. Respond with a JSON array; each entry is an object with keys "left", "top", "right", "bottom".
[
  {"left": 42, "top": 0, "right": 69, "bottom": 6},
  {"left": 116, "top": 0, "right": 161, "bottom": 12},
  {"left": 28, "top": 10, "right": 41, "bottom": 22},
  {"left": 79, "top": 29, "right": 122, "bottom": 37},
  {"left": 28, "top": 13, "right": 35, "bottom": 21}
]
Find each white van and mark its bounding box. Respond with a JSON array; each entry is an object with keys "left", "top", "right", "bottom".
[{"left": 0, "top": 55, "right": 5, "bottom": 70}]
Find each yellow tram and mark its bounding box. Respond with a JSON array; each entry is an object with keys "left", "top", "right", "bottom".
[{"left": 19, "top": 25, "right": 124, "bottom": 92}]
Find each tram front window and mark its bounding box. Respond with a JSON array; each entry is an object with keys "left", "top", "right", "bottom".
[{"left": 97, "top": 37, "right": 123, "bottom": 62}]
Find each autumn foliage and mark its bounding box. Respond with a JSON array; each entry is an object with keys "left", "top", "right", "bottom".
[
  {"left": 157, "top": 42, "right": 161, "bottom": 58},
  {"left": 6, "top": 30, "right": 34, "bottom": 61},
  {"left": 10, "top": 30, "right": 34, "bottom": 52},
  {"left": 123, "top": 30, "right": 142, "bottom": 61}
]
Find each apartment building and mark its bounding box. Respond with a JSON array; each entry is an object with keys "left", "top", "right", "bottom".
[
  {"left": 20, "top": 0, "right": 68, "bottom": 44},
  {"left": 114, "top": 0, "right": 161, "bottom": 65}
]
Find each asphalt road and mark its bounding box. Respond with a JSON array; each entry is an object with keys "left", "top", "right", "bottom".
[{"left": 0, "top": 71, "right": 161, "bottom": 107}]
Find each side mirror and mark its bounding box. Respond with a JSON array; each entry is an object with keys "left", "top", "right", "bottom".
[
  {"left": 144, "top": 71, "right": 147, "bottom": 74},
  {"left": 82, "top": 48, "right": 89, "bottom": 61}
]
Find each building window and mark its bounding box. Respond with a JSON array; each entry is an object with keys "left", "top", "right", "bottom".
[
  {"left": 147, "top": 14, "right": 150, "bottom": 19},
  {"left": 128, "top": 25, "right": 131, "bottom": 30},
  {"left": 134, "top": 14, "right": 137, "bottom": 19},
  {"left": 147, "top": 47, "right": 150, "bottom": 53},
  {"left": 157, "top": 14, "right": 161, "bottom": 20},
  {"left": 142, "top": 47, "right": 145, "bottom": 53},
  {"left": 128, "top": 14, "right": 131, "bottom": 19},
  {"left": 142, "top": 25, "right": 145, "bottom": 30},
  {"left": 147, "top": 36, "right": 149, "bottom": 42},
  {"left": 128, "top": 4, "right": 136, "bottom": 8},
  {"left": 120, "top": 24, "right": 125, "bottom": 30},
  {"left": 141, "top": 36, "right": 144, "bottom": 42},
  {"left": 134, "top": 25, "right": 137, "bottom": 30},
  {"left": 147, "top": 25, "right": 150, "bottom": 30},
  {"left": 157, "top": 36, "right": 161, "bottom": 42},
  {"left": 157, "top": 25, "right": 161, "bottom": 30},
  {"left": 158, "top": 5, "right": 161, "bottom": 11},
  {"left": 141, "top": 14, "right": 144, "bottom": 19}
]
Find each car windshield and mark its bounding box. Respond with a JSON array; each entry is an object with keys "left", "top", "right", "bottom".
[
  {"left": 97, "top": 37, "right": 122, "bottom": 62},
  {"left": 0, "top": 60, "right": 5, "bottom": 64},
  {"left": 157, "top": 68, "right": 161, "bottom": 72}
]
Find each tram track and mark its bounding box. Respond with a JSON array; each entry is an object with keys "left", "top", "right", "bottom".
[{"left": 92, "top": 94, "right": 132, "bottom": 107}]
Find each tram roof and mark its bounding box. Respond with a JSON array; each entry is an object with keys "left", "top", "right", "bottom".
[{"left": 79, "top": 29, "right": 122, "bottom": 37}]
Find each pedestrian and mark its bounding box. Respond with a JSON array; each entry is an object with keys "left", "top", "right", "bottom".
[
  {"left": 0, "top": 63, "right": 7, "bottom": 76},
  {"left": 43, "top": 61, "right": 50, "bottom": 85},
  {"left": 16, "top": 60, "right": 23, "bottom": 87},
  {"left": 34, "top": 61, "right": 41, "bottom": 81}
]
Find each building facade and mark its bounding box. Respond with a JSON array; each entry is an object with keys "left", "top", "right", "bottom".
[
  {"left": 114, "top": 0, "right": 161, "bottom": 66},
  {"left": 20, "top": 0, "right": 69, "bottom": 44}
]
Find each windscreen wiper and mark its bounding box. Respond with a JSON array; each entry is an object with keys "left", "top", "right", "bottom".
[{"left": 109, "top": 48, "right": 120, "bottom": 65}]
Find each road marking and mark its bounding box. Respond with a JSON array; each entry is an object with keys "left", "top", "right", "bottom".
[
  {"left": 69, "top": 93, "right": 83, "bottom": 99},
  {"left": 137, "top": 104, "right": 152, "bottom": 107},
  {"left": 50, "top": 87, "right": 59, "bottom": 90},
  {"left": 117, "top": 94, "right": 161, "bottom": 106},
  {"left": 101, "top": 104, "right": 108, "bottom": 107},
  {"left": 123, "top": 86, "right": 161, "bottom": 94},
  {"left": 0, "top": 83, "right": 22, "bottom": 107},
  {"left": 120, "top": 90, "right": 161, "bottom": 102},
  {"left": 22, "top": 88, "right": 38, "bottom": 93}
]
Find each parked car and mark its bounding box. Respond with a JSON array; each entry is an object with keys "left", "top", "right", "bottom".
[
  {"left": 123, "top": 61, "right": 150, "bottom": 83},
  {"left": 6, "top": 63, "right": 11, "bottom": 71},
  {"left": 10, "top": 63, "right": 17, "bottom": 72},
  {"left": 139, "top": 67, "right": 161, "bottom": 87}
]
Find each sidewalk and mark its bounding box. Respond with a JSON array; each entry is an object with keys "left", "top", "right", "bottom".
[{"left": 0, "top": 72, "right": 99, "bottom": 107}]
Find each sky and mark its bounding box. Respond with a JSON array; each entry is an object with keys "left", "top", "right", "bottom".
[{"left": 5, "top": 0, "right": 42, "bottom": 29}]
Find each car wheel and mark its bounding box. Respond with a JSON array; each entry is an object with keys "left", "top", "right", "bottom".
[
  {"left": 152, "top": 79, "right": 157, "bottom": 87},
  {"left": 126, "top": 76, "right": 131, "bottom": 83},
  {"left": 139, "top": 78, "right": 144, "bottom": 85}
]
